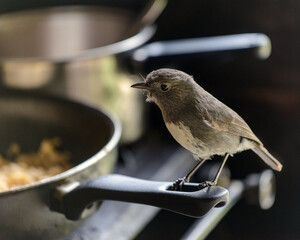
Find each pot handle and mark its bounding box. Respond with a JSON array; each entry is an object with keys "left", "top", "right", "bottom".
[
  {"left": 125, "top": 33, "right": 271, "bottom": 71},
  {"left": 51, "top": 174, "right": 228, "bottom": 220}
]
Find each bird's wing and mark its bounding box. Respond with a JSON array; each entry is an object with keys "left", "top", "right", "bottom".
[{"left": 202, "top": 98, "right": 262, "bottom": 145}]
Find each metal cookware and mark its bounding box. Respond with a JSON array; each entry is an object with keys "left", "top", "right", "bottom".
[
  {"left": 0, "top": 90, "right": 121, "bottom": 239},
  {"left": 0, "top": 2, "right": 165, "bottom": 144},
  {"left": 0, "top": 90, "right": 228, "bottom": 240}
]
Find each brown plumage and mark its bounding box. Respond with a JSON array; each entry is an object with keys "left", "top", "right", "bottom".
[{"left": 132, "top": 68, "right": 282, "bottom": 176}]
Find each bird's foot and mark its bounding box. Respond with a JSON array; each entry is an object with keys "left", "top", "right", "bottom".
[
  {"left": 172, "top": 179, "right": 218, "bottom": 191},
  {"left": 198, "top": 180, "right": 217, "bottom": 189},
  {"left": 171, "top": 177, "right": 188, "bottom": 191}
]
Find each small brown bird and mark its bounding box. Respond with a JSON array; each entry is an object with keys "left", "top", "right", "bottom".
[{"left": 131, "top": 69, "right": 282, "bottom": 189}]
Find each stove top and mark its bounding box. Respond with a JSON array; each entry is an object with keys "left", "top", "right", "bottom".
[{"left": 63, "top": 139, "right": 246, "bottom": 240}]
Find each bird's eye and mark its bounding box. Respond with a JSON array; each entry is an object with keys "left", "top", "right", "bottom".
[{"left": 160, "top": 84, "right": 169, "bottom": 92}]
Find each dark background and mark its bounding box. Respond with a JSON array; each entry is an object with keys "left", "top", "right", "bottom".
[
  {"left": 0, "top": 0, "right": 298, "bottom": 239},
  {"left": 146, "top": 1, "right": 299, "bottom": 239}
]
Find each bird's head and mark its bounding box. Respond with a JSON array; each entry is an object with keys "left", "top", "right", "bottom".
[{"left": 131, "top": 68, "right": 197, "bottom": 109}]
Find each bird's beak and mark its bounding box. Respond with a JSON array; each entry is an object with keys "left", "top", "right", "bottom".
[{"left": 131, "top": 82, "right": 149, "bottom": 90}]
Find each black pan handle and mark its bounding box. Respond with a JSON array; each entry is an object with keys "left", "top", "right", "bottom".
[
  {"left": 51, "top": 174, "right": 228, "bottom": 220},
  {"left": 133, "top": 33, "right": 271, "bottom": 61},
  {"left": 123, "top": 33, "right": 271, "bottom": 72}
]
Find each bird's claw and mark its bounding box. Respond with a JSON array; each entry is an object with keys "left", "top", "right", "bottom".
[
  {"left": 172, "top": 177, "right": 188, "bottom": 191},
  {"left": 172, "top": 178, "right": 217, "bottom": 191},
  {"left": 205, "top": 180, "right": 217, "bottom": 186},
  {"left": 198, "top": 180, "right": 217, "bottom": 189}
]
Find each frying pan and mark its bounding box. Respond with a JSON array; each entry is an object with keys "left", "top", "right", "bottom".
[
  {"left": 0, "top": 90, "right": 228, "bottom": 239},
  {"left": 0, "top": 89, "right": 120, "bottom": 239}
]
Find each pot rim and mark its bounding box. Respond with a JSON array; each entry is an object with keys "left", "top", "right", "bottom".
[
  {"left": 0, "top": 94, "right": 122, "bottom": 197},
  {"left": 0, "top": 5, "right": 159, "bottom": 63}
]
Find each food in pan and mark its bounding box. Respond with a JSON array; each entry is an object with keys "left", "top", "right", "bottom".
[{"left": 0, "top": 138, "right": 72, "bottom": 191}]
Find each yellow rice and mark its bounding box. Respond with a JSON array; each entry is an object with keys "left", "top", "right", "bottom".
[{"left": 0, "top": 138, "right": 72, "bottom": 191}]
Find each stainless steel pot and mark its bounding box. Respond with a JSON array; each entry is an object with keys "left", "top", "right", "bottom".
[
  {"left": 0, "top": 90, "right": 228, "bottom": 240},
  {"left": 0, "top": 3, "right": 271, "bottom": 144},
  {"left": 0, "top": 2, "right": 165, "bottom": 144}
]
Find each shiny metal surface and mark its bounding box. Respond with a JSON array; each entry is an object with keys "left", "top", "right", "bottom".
[
  {"left": 0, "top": 90, "right": 121, "bottom": 239},
  {"left": 0, "top": 2, "right": 165, "bottom": 143},
  {"left": 0, "top": 5, "right": 160, "bottom": 61}
]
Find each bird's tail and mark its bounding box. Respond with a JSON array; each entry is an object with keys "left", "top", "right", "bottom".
[{"left": 252, "top": 146, "right": 282, "bottom": 171}]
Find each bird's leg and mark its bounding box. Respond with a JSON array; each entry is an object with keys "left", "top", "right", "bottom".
[
  {"left": 185, "top": 158, "right": 206, "bottom": 182},
  {"left": 172, "top": 158, "right": 206, "bottom": 191},
  {"left": 204, "top": 153, "right": 229, "bottom": 187}
]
